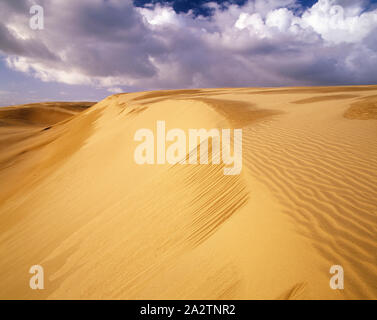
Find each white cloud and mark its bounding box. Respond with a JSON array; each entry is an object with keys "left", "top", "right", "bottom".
[
  {"left": 233, "top": 0, "right": 377, "bottom": 44},
  {"left": 6, "top": 56, "right": 92, "bottom": 85},
  {"left": 266, "top": 8, "right": 295, "bottom": 32},
  {"left": 107, "top": 87, "right": 124, "bottom": 93},
  {"left": 6, "top": 56, "right": 32, "bottom": 73},
  {"left": 138, "top": 4, "right": 181, "bottom": 26},
  {"left": 235, "top": 13, "right": 268, "bottom": 37},
  {"left": 301, "top": 0, "right": 377, "bottom": 44}
]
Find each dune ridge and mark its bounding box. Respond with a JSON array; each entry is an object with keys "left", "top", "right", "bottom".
[{"left": 0, "top": 87, "right": 376, "bottom": 299}]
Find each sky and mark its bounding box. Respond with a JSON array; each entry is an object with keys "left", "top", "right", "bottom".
[{"left": 1, "top": 0, "right": 377, "bottom": 105}]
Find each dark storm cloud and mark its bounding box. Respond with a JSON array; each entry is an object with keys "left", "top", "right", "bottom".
[
  {"left": 0, "top": 0, "right": 31, "bottom": 12},
  {"left": 0, "top": 23, "right": 57, "bottom": 60}
]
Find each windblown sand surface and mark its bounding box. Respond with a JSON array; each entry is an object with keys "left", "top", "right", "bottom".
[{"left": 0, "top": 87, "right": 376, "bottom": 299}]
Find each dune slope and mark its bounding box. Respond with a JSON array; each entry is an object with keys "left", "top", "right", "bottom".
[{"left": 0, "top": 87, "right": 376, "bottom": 299}]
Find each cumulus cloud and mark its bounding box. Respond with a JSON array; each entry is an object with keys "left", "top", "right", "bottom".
[
  {"left": 0, "top": 0, "right": 377, "bottom": 91},
  {"left": 301, "top": 0, "right": 377, "bottom": 43},
  {"left": 107, "top": 87, "right": 124, "bottom": 93}
]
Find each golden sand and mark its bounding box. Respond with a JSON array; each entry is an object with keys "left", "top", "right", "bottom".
[{"left": 0, "top": 87, "right": 376, "bottom": 299}]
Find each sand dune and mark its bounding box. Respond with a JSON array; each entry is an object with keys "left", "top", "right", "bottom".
[
  {"left": 0, "top": 87, "right": 376, "bottom": 299},
  {"left": 0, "top": 102, "right": 96, "bottom": 206},
  {"left": 0, "top": 102, "right": 95, "bottom": 126}
]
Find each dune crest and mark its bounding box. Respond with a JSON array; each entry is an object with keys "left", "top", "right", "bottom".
[{"left": 0, "top": 87, "right": 376, "bottom": 299}]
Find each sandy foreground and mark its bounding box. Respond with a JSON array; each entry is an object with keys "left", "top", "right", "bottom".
[{"left": 0, "top": 87, "right": 376, "bottom": 299}]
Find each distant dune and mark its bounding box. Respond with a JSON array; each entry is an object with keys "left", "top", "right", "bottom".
[
  {"left": 0, "top": 102, "right": 96, "bottom": 126},
  {"left": 0, "top": 87, "right": 376, "bottom": 299}
]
